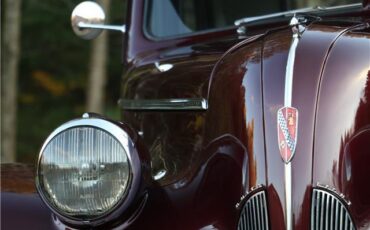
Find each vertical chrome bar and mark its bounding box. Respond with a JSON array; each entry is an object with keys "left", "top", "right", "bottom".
[
  {"left": 242, "top": 209, "right": 246, "bottom": 230},
  {"left": 261, "top": 193, "right": 266, "bottom": 230},
  {"left": 317, "top": 191, "right": 321, "bottom": 230},
  {"left": 325, "top": 193, "right": 330, "bottom": 230},
  {"left": 256, "top": 194, "right": 261, "bottom": 230},
  {"left": 238, "top": 209, "right": 244, "bottom": 230},
  {"left": 335, "top": 197, "right": 339, "bottom": 230},
  {"left": 284, "top": 29, "right": 299, "bottom": 106},
  {"left": 247, "top": 200, "right": 253, "bottom": 229},
  {"left": 285, "top": 163, "right": 293, "bottom": 230},
  {"left": 252, "top": 196, "right": 257, "bottom": 229},
  {"left": 344, "top": 213, "right": 349, "bottom": 230},
  {"left": 282, "top": 16, "right": 305, "bottom": 230},
  {"left": 320, "top": 192, "right": 326, "bottom": 230},
  {"left": 263, "top": 192, "right": 269, "bottom": 230},
  {"left": 339, "top": 206, "right": 344, "bottom": 230},
  {"left": 330, "top": 196, "right": 334, "bottom": 230},
  {"left": 311, "top": 190, "right": 316, "bottom": 230},
  {"left": 260, "top": 193, "right": 266, "bottom": 230}
]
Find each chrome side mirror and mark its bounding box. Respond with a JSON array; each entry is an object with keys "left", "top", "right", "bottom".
[{"left": 71, "top": 1, "right": 125, "bottom": 40}]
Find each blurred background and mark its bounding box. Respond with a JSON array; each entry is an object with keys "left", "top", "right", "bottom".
[{"left": 1, "top": 0, "right": 127, "bottom": 164}]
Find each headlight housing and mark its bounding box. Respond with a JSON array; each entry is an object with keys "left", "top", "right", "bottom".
[{"left": 36, "top": 114, "right": 141, "bottom": 223}]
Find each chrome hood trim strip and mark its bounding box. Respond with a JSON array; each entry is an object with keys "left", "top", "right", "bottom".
[
  {"left": 283, "top": 16, "right": 306, "bottom": 230},
  {"left": 118, "top": 98, "right": 208, "bottom": 111}
]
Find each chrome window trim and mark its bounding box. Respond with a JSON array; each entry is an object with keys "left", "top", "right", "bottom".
[
  {"left": 118, "top": 98, "right": 208, "bottom": 111},
  {"left": 234, "top": 3, "right": 362, "bottom": 26}
]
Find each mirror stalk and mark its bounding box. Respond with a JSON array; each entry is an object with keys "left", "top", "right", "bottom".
[{"left": 78, "top": 22, "right": 126, "bottom": 33}]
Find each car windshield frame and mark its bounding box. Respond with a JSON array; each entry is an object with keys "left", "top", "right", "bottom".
[
  {"left": 142, "top": 0, "right": 239, "bottom": 41},
  {"left": 143, "top": 0, "right": 362, "bottom": 41}
]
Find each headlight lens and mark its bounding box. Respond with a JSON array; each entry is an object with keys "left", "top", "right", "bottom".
[{"left": 37, "top": 121, "right": 131, "bottom": 220}]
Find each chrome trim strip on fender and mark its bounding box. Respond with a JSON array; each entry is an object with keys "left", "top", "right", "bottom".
[
  {"left": 283, "top": 16, "right": 306, "bottom": 230},
  {"left": 118, "top": 98, "right": 208, "bottom": 111}
]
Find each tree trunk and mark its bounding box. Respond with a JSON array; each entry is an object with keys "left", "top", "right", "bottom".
[
  {"left": 86, "top": 0, "right": 110, "bottom": 113},
  {"left": 2, "top": 0, "right": 22, "bottom": 163}
]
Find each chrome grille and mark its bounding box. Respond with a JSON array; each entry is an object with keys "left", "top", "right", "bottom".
[
  {"left": 237, "top": 191, "right": 269, "bottom": 230},
  {"left": 311, "top": 188, "right": 355, "bottom": 230}
]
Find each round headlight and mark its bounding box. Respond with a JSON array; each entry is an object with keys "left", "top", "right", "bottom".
[{"left": 36, "top": 116, "right": 133, "bottom": 220}]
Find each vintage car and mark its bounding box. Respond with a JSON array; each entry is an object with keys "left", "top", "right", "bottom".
[{"left": 2, "top": 0, "right": 370, "bottom": 229}]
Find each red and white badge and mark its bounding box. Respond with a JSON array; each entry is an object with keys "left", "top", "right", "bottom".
[{"left": 277, "top": 107, "right": 298, "bottom": 163}]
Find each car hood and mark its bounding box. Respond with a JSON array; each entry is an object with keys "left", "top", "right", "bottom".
[{"left": 207, "top": 19, "right": 370, "bottom": 228}]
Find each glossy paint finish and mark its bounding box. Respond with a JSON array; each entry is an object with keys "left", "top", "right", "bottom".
[
  {"left": 207, "top": 34, "right": 267, "bottom": 192},
  {"left": 313, "top": 24, "right": 370, "bottom": 230},
  {"left": 124, "top": 0, "right": 239, "bottom": 67},
  {"left": 290, "top": 22, "right": 352, "bottom": 230},
  {"left": 1, "top": 193, "right": 55, "bottom": 230},
  {"left": 262, "top": 20, "right": 368, "bottom": 230},
  {"left": 120, "top": 9, "right": 268, "bottom": 230},
  {"left": 262, "top": 28, "right": 292, "bottom": 230},
  {"left": 120, "top": 18, "right": 369, "bottom": 229},
  {"left": 2, "top": 1, "right": 370, "bottom": 229}
]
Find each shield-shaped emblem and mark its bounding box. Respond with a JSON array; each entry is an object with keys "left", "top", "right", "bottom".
[{"left": 277, "top": 107, "right": 298, "bottom": 163}]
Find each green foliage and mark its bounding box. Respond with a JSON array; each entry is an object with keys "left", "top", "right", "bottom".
[{"left": 17, "top": 0, "right": 126, "bottom": 163}]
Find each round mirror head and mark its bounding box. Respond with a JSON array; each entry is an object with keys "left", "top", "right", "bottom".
[{"left": 71, "top": 1, "right": 105, "bottom": 40}]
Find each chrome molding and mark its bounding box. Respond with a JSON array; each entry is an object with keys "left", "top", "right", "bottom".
[
  {"left": 283, "top": 16, "right": 306, "bottom": 230},
  {"left": 78, "top": 22, "right": 126, "bottom": 33},
  {"left": 118, "top": 98, "right": 208, "bottom": 111},
  {"left": 285, "top": 164, "right": 293, "bottom": 230},
  {"left": 234, "top": 3, "right": 361, "bottom": 26},
  {"left": 311, "top": 188, "right": 355, "bottom": 230}
]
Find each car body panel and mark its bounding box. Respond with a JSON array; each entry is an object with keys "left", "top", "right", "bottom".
[
  {"left": 313, "top": 24, "right": 370, "bottom": 229},
  {"left": 120, "top": 16, "right": 370, "bottom": 228},
  {"left": 2, "top": 0, "right": 370, "bottom": 229},
  {"left": 1, "top": 193, "right": 55, "bottom": 230}
]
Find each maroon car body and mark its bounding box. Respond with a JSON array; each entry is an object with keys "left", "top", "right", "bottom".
[{"left": 2, "top": 0, "right": 370, "bottom": 229}]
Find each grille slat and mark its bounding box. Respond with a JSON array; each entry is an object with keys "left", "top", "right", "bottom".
[
  {"left": 330, "top": 196, "right": 334, "bottom": 230},
  {"left": 256, "top": 194, "right": 262, "bottom": 230},
  {"left": 241, "top": 209, "right": 246, "bottom": 230},
  {"left": 320, "top": 192, "right": 325, "bottom": 230},
  {"left": 248, "top": 200, "right": 253, "bottom": 229},
  {"left": 252, "top": 196, "right": 257, "bottom": 230},
  {"left": 325, "top": 194, "right": 330, "bottom": 230},
  {"left": 340, "top": 206, "right": 344, "bottom": 230},
  {"left": 335, "top": 198, "right": 339, "bottom": 230},
  {"left": 311, "top": 188, "right": 355, "bottom": 230},
  {"left": 316, "top": 191, "right": 321, "bottom": 230},
  {"left": 238, "top": 191, "right": 269, "bottom": 230}
]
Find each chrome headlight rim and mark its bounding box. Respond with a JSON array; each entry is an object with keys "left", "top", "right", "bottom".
[{"left": 35, "top": 115, "right": 143, "bottom": 226}]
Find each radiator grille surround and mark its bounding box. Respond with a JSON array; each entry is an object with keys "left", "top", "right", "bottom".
[
  {"left": 237, "top": 190, "right": 269, "bottom": 230},
  {"left": 311, "top": 188, "right": 355, "bottom": 230}
]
